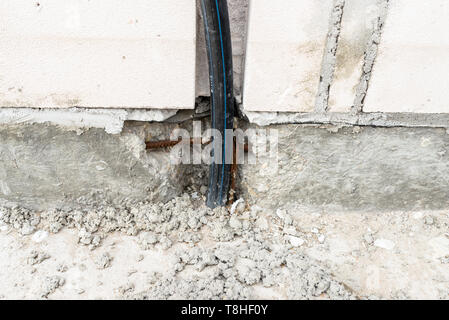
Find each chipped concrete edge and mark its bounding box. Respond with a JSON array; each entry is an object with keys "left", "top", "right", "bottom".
[
  {"left": 315, "top": 0, "right": 346, "bottom": 113},
  {"left": 243, "top": 110, "right": 449, "bottom": 129},
  {"left": 0, "top": 108, "right": 178, "bottom": 135}
]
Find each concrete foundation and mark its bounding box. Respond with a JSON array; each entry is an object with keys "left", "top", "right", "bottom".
[
  {"left": 1, "top": 121, "right": 448, "bottom": 213},
  {"left": 0, "top": 122, "right": 189, "bottom": 211}
]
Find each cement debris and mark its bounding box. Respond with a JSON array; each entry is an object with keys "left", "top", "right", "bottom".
[
  {"left": 27, "top": 251, "right": 51, "bottom": 266},
  {"left": 0, "top": 193, "right": 356, "bottom": 300},
  {"left": 41, "top": 276, "right": 65, "bottom": 299},
  {"left": 94, "top": 252, "right": 113, "bottom": 270}
]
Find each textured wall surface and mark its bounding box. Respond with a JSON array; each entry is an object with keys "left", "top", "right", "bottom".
[
  {"left": 0, "top": 123, "right": 188, "bottom": 210},
  {"left": 241, "top": 124, "right": 449, "bottom": 212}
]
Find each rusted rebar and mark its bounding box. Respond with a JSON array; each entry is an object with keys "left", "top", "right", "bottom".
[
  {"left": 145, "top": 138, "right": 182, "bottom": 149},
  {"left": 145, "top": 138, "right": 216, "bottom": 150},
  {"left": 228, "top": 136, "right": 238, "bottom": 206}
]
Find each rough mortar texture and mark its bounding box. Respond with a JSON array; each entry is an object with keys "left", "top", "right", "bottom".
[
  {"left": 353, "top": 0, "right": 389, "bottom": 112},
  {"left": 240, "top": 124, "right": 449, "bottom": 212},
  {"left": 0, "top": 193, "right": 356, "bottom": 300},
  {"left": 328, "top": 0, "right": 380, "bottom": 112},
  {"left": 316, "top": 0, "right": 345, "bottom": 113},
  {"left": 0, "top": 122, "right": 190, "bottom": 211}
]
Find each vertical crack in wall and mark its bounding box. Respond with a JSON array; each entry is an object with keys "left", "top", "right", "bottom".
[
  {"left": 315, "top": 0, "right": 346, "bottom": 113},
  {"left": 352, "top": 0, "right": 390, "bottom": 114}
]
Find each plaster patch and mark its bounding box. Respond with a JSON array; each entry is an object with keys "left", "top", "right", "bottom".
[{"left": 0, "top": 108, "right": 177, "bottom": 134}]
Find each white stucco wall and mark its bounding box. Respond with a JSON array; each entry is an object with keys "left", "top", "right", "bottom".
[
  {"left": 328, "top": 0, "right": 378, "bottom": 112},
  {"left": 0, "top": 0, "right": 196, "bottom": 109},
  {"left": 242, "top": 0, "right": 333, "bottom": 112},
  {"left": 364, "top": 0, "right": 449, "bottom": 113},
  {"left": 1, "top": 0, "right": 449, "bottom": 120}
]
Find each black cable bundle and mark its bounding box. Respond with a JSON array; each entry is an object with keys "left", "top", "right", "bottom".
[{"left": 200, "top": 0, "right": 235, "bottom": 208}]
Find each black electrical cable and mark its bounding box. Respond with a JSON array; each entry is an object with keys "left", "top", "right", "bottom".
[{"left": 200, "top": 0, "right": 235, "bottom": 208}]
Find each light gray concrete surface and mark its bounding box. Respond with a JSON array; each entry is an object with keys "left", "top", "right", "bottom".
[
  {"left": 0, "top": 122, "right": 188, "bottom": 211},
  {"left": 240, "top": 124, "right": 449, "bottom": 212}
]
